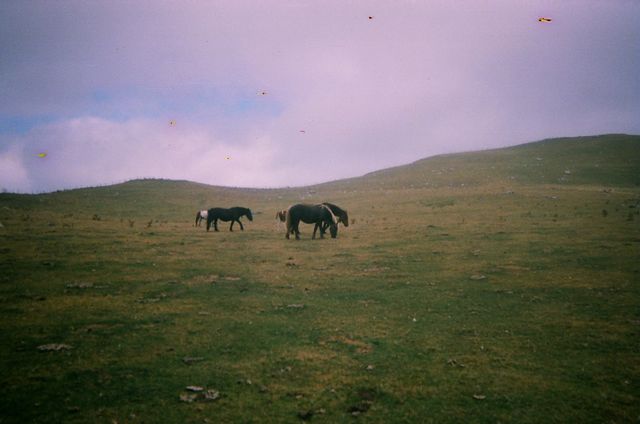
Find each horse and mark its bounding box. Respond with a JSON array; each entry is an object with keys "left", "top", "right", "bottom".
[
  {"left": 195, "top": 210, "right": 208, "bottom": 227},
  {"left": 275, "top": 209, "right": 288, "bottom": 230},
  {"left": 285, "top": 204, "right": 337, "bottom": 240},
  {"left": 206, "top": 207, "right": 253, "bottom": 232},
  {"left": 275, "top": 209, "right": 287, "bottom": 223},
  {"left": 314, "top": 202, "right": 349, "bottom": 235}
]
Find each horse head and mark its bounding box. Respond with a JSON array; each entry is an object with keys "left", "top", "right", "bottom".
[
  {"left": 329, "top": 222, "right": 338, "bottom": 238},
  {"left": 245, "top": 209, "right": 253, "bottom": 221},
  {"left": 339, "top": 210, "right": 349, "bottom": 227},
  {"left": 276, "top": 210, "right": 287, "bottom": 222}
]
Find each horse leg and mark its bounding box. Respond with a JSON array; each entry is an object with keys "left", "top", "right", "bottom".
[
  {"left": 214, "top": 219, "right": 219, "bottom": 232},
  {"left": 206, "top": 216, "right": 211, "bottom": 232},
  {"left": 294, "top": 222, "right": 301, "bottom": 240},
  {"left": 238, "top": 220, "right": 244, "bottom": 231},
  {"left": 229, "top": 220, "right": 234, "bottom": 231},
  {"left": 313, "top": 223, "right": 318, "bottom": 239}
]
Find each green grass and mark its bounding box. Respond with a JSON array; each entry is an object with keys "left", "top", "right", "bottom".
[{"left": 0, "top": 134, "right": 639, "bottom": 423}]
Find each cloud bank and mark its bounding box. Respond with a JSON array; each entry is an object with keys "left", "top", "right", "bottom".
[{"left": 1, "top": 1, "right": 639, "bottom": 192}]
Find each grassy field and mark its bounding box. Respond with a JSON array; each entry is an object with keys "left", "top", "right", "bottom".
[{"left": 1, "top": 134, "right": 639, "bottom": 423}]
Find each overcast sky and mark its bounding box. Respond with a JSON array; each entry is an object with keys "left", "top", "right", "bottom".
[{"left": 1, "top": 1, "right": 639, "bottom": 193}]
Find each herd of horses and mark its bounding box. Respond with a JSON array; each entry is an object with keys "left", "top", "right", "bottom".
[{"left": 195, "top": 203, "right": 349, "bottom": 239}]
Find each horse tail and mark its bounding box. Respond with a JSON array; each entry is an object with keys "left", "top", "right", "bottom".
[{"left": 285, "top": 207, "right": 292, "bottom": 231}]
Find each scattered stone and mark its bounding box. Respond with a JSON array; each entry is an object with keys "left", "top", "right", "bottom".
[
  {"left": 37, "top": 343, "right": 72, "bottom": 351},
  {"left": 179, "top": 393, "right": 197, "bottom": 403},
  {"left": 469, "top": 274, "right": 486, "bottom": 280},
  {"left": 473, "top": 394, "right": 486, "bottom": 400},
  {"left": 182, "top": 356, "right": 205, "bottom": 365},
  {"left": 66, "top": 282, "right": 93, "bottom": 289},
  {"left": 366, "top": 364, "right": 375, "bottom": 371},
  {"left": 224, "top": 276, "right": 241, "bottom": 281},
  {"left": 186, "top": 386, "right": 204, "bottom": 392},
  {"left": 287, "top": 304, "right": 305, "bottom": 309},
  {"left": 203, "top": 389, "right": 220, "bottom": 401},
  {"left": 348, "top": 401, "right": 372, "bottom": 415},
  {"left": 297, "top": 410, "right": 314, "bottom": 421},
  {"left": 447, "top": 358, "right": 465, "bottom": 368},
  {"left": 136, "top": 297, "right": 160, "bottom": 303}
]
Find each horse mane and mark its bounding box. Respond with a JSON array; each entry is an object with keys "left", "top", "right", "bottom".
[
  {"left": 321, "top": 204, "right": 338, "bottom": 224},
  {"left": 322, "top": 202, "right": 348, "bottom": 226}
]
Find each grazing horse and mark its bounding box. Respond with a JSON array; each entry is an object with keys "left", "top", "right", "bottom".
[
  {"left": 275, "top": 209, "right": 287, "bottom": 223},
  {"left": 195, "top": 210, "right": 208, "bottom": 227},
  {"left": 315, "top": 202, "right": 349, "bottom": 235},
  {"left": 206, "top": 207, "right": 253, "bottom": 232},
  {"left": 285, "top": 204, "right": 337, "bottom": 240},
  {"left": 275, "top": 209, "right": 288, "bottom": 230}
]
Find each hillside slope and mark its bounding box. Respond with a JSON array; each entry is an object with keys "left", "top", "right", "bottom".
[
  {"left": 320, "top": 134, "right": 640, "bottom": 191},
  {"left": 1, "top": 134, "right": 638, "bottom": 219}
]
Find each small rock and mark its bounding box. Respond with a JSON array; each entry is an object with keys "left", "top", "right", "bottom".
[
  {"left": 297, "top": 410, "right": 314, "bottom": 421},
  {"left": 287, "top": 304, "right": 305, "bottom": 309},
  {"left": 186, "top": 386, "right": 204, "bottom": 392},
  {"left": 470, "top": 274, "right": 486, "bottom": 280},
  {"left": 37, "top": 343, "right": 72, "bottom": 351},
  {"left": 179, "top": 393, "right": 197, "bottom": 403},
  {"left": 473, "top": 394, "right": 486, "bottom": 400},
  {"left": 203, "top": 389, "right": 220, "bottom": 401},
  {"left": 66, "top": 282, "right": 93, "bottom": 289},
  {"left": 366, "top": 364, "right": 375, "bottom": 371},
  {"left": 182, "top": 356, "right": 204, "bottom": 365}
]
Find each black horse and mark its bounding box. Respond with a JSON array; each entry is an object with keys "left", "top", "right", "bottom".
[
  {"left": 206, "top": 207, "right": 253, "bottom": 232},
  {"left": 285, "top": 204, "right": 337, "bottom": 240},
  {"left": 314, "top": 202, "right": 349, "bottom": 236}
]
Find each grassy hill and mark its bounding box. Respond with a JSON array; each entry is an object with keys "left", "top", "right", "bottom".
[{"left": 0, "top": 134, "right": 639, "bottom": 423}]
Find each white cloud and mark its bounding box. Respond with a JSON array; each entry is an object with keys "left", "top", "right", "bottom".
[
  {"left": 0, "top": 144, "right": 30, "bottom": 192},
  {"left": 1, "top": 117, "right": 288, "bottom": 193},
  {"left": 1, "top": 1, "right": 638, "bottom": 192}
]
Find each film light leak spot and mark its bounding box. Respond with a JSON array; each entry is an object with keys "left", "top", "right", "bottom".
[
  {"left": 225, "top": 156, "right": 231, "bottom": 160},
  {"left": 37, "top": 152, "right": 47, "bottom": 158},
  {"left": 538, "top": 17, "right": 552, "bottom": 23},
  {"left": 169, "top": 120, "right": 176, "bottom": 127},
  {"left": 258, "top": 90, "right": 268, "bottom": 96}
]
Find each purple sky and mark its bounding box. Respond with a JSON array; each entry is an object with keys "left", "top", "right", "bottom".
[{"left": 1, "top": 1, "right": 639, "bottom": 193}]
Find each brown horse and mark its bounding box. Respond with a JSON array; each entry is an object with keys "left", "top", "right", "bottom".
[{"left": 275, "top": 209, "right": 287, "bottom": 222}]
